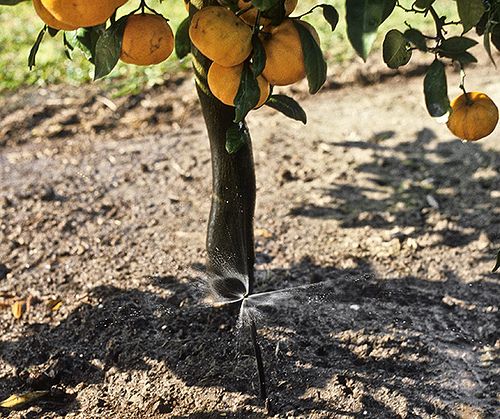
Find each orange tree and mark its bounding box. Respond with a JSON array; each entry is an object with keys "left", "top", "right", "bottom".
[{"left": 2, "top": 0, "right": 500, "bottom": 297}]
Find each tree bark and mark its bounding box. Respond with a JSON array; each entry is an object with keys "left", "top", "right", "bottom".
[{"left": 190, "top": 0, "right": 256, "bottom": 299}]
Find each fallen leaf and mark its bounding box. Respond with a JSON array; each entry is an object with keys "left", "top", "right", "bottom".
[
  {"left": 0, "top": 391, "right": 49, "bottom": 409},
  {"left": 46, "top": 298, "right": 63, "bottom": 312},
  {"left": 11, "top": 301, "right": 26, "bottom": 319}
]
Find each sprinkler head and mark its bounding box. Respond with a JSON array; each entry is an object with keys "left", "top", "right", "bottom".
[{"left": 210, "top": 276, "right": 248, "bottom": 302}]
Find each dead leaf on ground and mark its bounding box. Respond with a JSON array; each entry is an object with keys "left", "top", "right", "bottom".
[
  {"left": 11, "top": 300, "right": 26, "bottom": 319},
  {"left": 0, "top": 391, "right": 49, "bottom": 409},
  {"left": 45, "top": 298, "right": 63, "bottom": 313}
]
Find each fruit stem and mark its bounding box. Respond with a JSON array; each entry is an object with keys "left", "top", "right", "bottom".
[
  {"left": 138, "top": 0, "right": 157, "bottom": 15},
  {"left": 254, "top": 9, "right": 262, "bottom": 33},
  {"left": 459, "top": 66, "right": 473, "bottom": 106},
  {"left": 236, "top": 5, "right": 253, "bottom": 17}
]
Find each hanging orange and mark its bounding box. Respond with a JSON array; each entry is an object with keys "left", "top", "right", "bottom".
[
  {"left": 120, "top": 14, "right": 175, "bottom": 66},
  {"left": 33, "top": 0, "right": 78, "bottom": 31},
  {"left": 189, "top": 6, "right": 253, "bottom": 67},
  {"left": 40, "top": 0, "right": 120, "bottom": 28},
  {"left": 207, "top": 62, "right": 270, "bottom": 108},
  {"left": 446, "top": 92, "right": 499, "bottom": 141}
]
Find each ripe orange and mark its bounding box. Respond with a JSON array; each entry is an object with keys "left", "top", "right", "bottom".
[
  {"left": 238, "top": 0, "right": 298, "bottom": 26},
  {"left": 190, "top": 6, "right": 253, "bottom": 67},
  {"left": 120, "top": 14, "right": 175, "bottom": 66},
  {"left": 446, "top": 92, "right": 499, "bottom": 141},
  {"left": 261, "top": 18, "right": 306, "bottom": 86},
  {"left": 207, "top": 62, "right": 270, "bottom": 108},
  {"left": 33, "top": 0, "right": 78, "bottom": 31},
  {"left": 40, "top": 0, "right": 119, "bottom": 28}
]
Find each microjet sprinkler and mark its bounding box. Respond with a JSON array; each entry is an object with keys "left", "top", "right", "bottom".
[{"left": 206, "top": 273, "right": 268, "bottom": 403}]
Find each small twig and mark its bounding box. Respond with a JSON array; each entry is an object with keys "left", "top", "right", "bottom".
[
  {"left": 429, "top": 6, "right": 446, "bottom": 44},
  {"left": 249, "top": 321, "right": 267, "bottom": 401}
]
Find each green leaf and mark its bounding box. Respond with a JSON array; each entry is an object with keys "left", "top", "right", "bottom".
[
  {"left": 260, "top": 0, "right": 287, "bottom": 25},
  {"left": 414, "top": 0, "right": 435, "bottom": 10},
  {"left": 0, "top": 0, "right": 27, "bottom": 4},
  {"left": 265, "top": 94, "right": 307, "bottom": 123},
  {"left": 226, "top": 121, "right": 250, "bottom": 154},
  {"left": 492, "top": 28, "right": 500, "bottom": 54},
  {"left": 346, "top": 0, "right": 395, "bottom": 61},
  {"left": 438, "top": 36, "right": 478, "bottom": 65},
  {"left": 175, "top": 17, "right": 191, "bottom": 59},
  {"left": 403, "top": 28, "right": 427, "bottom": 51},
  {"left": 321, "top": 4, "right": 340, "bottom": 32},
  {"left": 251, "top": 34, "right": 266, "bottom": 77},
  {"left": 439, "top": 36, "right": 478, "bottom": 54},
  {"left": 381, "top": 0, "right": 396, "bottom": 22},
  {"left": 457, "top": 0, "right": 486, "bottom": 34},
  {"left": 383, "top": 29, "right": 411, "bottom": 69},
  {"left": 63, "top": 32, "right": 75, "bottom": 60},
  {"left": 234, "top": 61, "right": 261, "bottom": 123},
  {"left": 293, "top": 19, "right": 327, "bottom": 94},
  {"left": 28, "top": 26, "right": 47, "bottom": 70},
  {"left": 492, "top": 249, "right": 500, "bottom": 272},
  {"left": 423, "top": 59, "right": 451, "bottom": 121},
  {"left": 65, "top": 27, "right": 99, "bottom": 63},
  {"left": 482, "top": 23, "right": 496, "bottom": 66},
  {"left": 94, "top": 16, "right": 127, "bottom": 80},
  {"left": 250, "top": 0, "right": 280, "bottom": 12},
  {"left": 441, "top": 51, "right": 477, "bottom": 65}
]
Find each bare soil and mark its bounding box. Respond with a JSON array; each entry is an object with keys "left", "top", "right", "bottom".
[{"left": 1, "top": 58, "right": 500, "bottom": 418}]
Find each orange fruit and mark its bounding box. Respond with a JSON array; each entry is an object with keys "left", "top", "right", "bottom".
[
  {"left": 190, "top": 6, "right": 253, "bottom": 67},
  {"left": 40, "top": 0, "right": 119, "bottom": 28},
  {"left": 120, "top": 14, "right": 175, "bottom": 66},
  {"left": 207, "top": 62, "right": 270, "bottom": 108},
  {"left": 33, "top": 0, "right": 78, "bottom": 31},
  {"left": 446, "top": 92, "right": 499, "bottom": 141},
  {"left": 238, "top": 0, "right": 298, "bottom": 26},
  {"left": 261, "top": 18, "right": 306, "bottom": 86}
]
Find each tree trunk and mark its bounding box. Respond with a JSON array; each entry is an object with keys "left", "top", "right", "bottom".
[{"left": 190, "top": 0, "right": 256, "bottom": 300}]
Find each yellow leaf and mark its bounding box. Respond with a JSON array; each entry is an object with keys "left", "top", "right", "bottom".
[
  {"left": 11, "top": 301, "right": 26, "bottom": 320},
  {"left": 46, "top": 298, "right": 63, "bottom": 312},
  {"left": 0, "top": 391, "right": 49, "bottom": 408}
]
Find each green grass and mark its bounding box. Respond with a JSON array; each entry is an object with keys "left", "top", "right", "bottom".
[
  {"left": 0, "top": 0, "right": 460, "bottom": 95},
  {"left": 0, "top": 0, "right": 191, "bottom": 95}
]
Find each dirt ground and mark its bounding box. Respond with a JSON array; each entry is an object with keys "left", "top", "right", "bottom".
[{"left": 1, "top": 55, "right": 500, "bottom": 418}]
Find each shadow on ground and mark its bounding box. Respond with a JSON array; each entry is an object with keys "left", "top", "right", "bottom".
[
  {"left": 2, "top": 119, "right": 500, "bottom": 417},
  {"left": 289, "top": 128, "right": 500, "bottom": 246},
  {"left": 1, "top": 262, "right": 499, "bottom": 417}
]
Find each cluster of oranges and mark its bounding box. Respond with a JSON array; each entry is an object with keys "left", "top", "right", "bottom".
[
  {"left": 32, "top": 0, "right": 318, "bottom": 98},
  {"left": 189, "top": 3, "right": 319, "bottom": 109},
  {"left": 33, "top": 0, "right": 175, "bottom": 66},
  {"left": 30, "top": 0, "right": 499, "bottom": 141}
]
